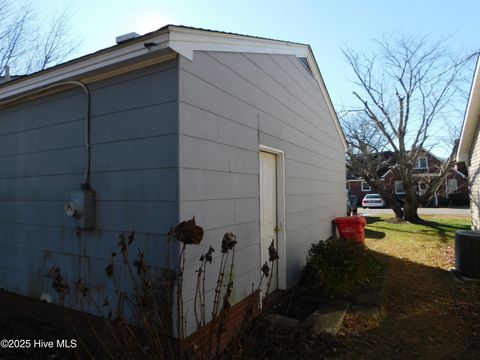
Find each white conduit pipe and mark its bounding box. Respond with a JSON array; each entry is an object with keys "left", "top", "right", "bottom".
[{"left": 0, "top": 81, "right": 91, "bottom": 188}]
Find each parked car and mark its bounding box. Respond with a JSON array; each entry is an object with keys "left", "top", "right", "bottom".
[{"left": 362, "top": 194, "right": 385, "bottom": 208}]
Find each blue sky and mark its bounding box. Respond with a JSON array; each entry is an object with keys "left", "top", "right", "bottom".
[
  {"left": 40, "top": 0, "right": 478, "bottom": 105},
  {"left": 40, "top": 0, "right": 479, "bottom": 154}
]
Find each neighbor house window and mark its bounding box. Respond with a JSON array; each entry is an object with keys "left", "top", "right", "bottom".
[
  {"left": 447, "top": 179, "right": 458, "bottom": 194},
  {"left": 395, "top": 181, "right": 405, "bottom": 194},
  {"left": 418, "top": 181, "right": 428, "bottom": 195},
  {"left": 416, "top": 157, "right": 428, "bottom": 169},
  {"left": 361, "top": 182, "right": 371, "bottom": 191}
]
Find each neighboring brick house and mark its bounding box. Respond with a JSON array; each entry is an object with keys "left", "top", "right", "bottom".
[{"left": 347, "top": 150, "right": 468, "bottom": 206}]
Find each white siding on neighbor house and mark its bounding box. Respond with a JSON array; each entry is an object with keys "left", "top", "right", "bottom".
[
  {"left": 0, "top": 60, "right": 180, "bottom": 311},
  {"left": 178, "top": 51, "right": 345, "bottom": 334},
  {"left": 469, "top": 115, "right": 480, "bottom": 229}
]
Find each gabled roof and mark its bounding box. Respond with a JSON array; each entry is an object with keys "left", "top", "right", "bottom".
[
  {"left": 347, "top": 147, "right": 451, "bottom": 180},
  {"left": 457, "top": 55, "right": 480, "bottom": 162},
  {"left": 347, "top": 150, "right": 396, "bottom": 179},
  {"left": 0, "top": 25, "right": 347, "bottom": 150}
]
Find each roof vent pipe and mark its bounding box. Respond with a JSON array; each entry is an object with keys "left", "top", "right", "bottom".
[
  {"left": 4, "top": 66, "right": 10, "bottom": 82},
  {"left": 115, "top": 32, "right": 140, "bottom": 44}
]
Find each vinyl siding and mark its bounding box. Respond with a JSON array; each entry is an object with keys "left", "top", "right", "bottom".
[
  {"left": 469, "top": 116, "right": 480, "bottom": 229},
  {"left": 0, "top": 60, "right": 180, "bottom": 311},
  {"left": 178, "top": 51, "right": 345, "bottom": 334}
]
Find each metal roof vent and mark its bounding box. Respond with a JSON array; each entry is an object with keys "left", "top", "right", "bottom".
[
  {"left": 116, "top": 32, "right": 140, "bottom": 44},
  {"left": 298, "top": 57, "right": 312, "bottom": 74}
]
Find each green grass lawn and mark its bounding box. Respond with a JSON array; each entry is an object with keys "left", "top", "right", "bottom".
[
  {"left": 365, "top": 215, "right": 471, "bottom": 269},
  {"left": 334, "top": 214, "right": 480, "bottom": 359},
  {"left": 366, "top": 215, "right": 470, "bottom": 241}
]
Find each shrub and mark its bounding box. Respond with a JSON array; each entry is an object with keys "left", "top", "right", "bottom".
[{"left": 301, "top": 238, "right": 380, "bottom": 298}]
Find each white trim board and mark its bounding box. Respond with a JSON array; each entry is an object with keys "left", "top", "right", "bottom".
[{"left": 457, "top": 55, "right": 480, "bottom": 162}]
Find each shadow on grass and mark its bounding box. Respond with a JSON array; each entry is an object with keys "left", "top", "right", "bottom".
[
  {"left": 364, "top": 216, "right": 471, "bottom": 243},
  {"left": 333, "top": 250, "right": 480, "bottom": 360},
  {"left": 367, "top": 224, "right": 455, "bottom": 242},
  {"left": 364, "top": 228, "right": 385, "bottom": 239},
  {"left": 365, "top": 216, "right": 383, "bottom": 225},
  {"left": 418, "top": 219, "right": 469, "bottom": 243},
  {"left": 420, "top": 220, "right": 470, "bottom": 242}
]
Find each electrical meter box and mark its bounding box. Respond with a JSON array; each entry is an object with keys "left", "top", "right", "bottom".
[{"left": 64, "top": 190, "right": 95, "bottom": 229}]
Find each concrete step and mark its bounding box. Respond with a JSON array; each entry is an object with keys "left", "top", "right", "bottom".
[{"left": 303, "top": 300, "right": 350, "bottom": 336}]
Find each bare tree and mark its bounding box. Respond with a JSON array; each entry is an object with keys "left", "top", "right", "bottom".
[
  {"left": 341, "top": 35, "right": 477, "bottom": 223},
  {"left": 0, "top": 1, "right": 76, "bottom": 77}
]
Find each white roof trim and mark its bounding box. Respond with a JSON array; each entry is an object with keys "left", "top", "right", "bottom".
[
  {"left": 168, "top": 26, "right": 305, "bottom": 61},
  {"left": 380, "top": 169, "right": 393, "bottom": 178},
  {"left": 457, "top": 55, "right": 480, "bottom": 162},
  {"left": 305, "top": 46, "right": 348, "bottom": 151},
  {"left": 0, "top": 25, "right": 347, "bottom": 150}
]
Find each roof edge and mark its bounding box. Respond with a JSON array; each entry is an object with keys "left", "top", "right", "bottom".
[
  {"left": 0, "top": 29, "right": 173, "bottom": 102},
  {"left": 0, "top": 25, "right": 348, "bottom": 150},
  {"left": 304, "top": 45, "right": 348, "bottom": 150}
]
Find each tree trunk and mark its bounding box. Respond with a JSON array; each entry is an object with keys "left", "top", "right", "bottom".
[
  {"left": 391, "top": 204, "right": 404, "bottom": 220},
  {"left": 379, "top": 191, "right": 404, "bottom": 220},
  {"left": 403, "top": 199, "right": 422, "bottom": 223}
]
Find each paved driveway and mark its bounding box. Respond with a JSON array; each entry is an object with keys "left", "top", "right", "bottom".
[{"left": 357, "top": 207, "right": 471, "bottom": 216}]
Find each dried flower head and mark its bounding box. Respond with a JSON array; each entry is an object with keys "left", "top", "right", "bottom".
[
  {"left": 173, "top": 217, "right": 204, "bottom": 245},
  {"left": 102, "top": 297, "right": 110, "bottom": 308},
  {"left": 268, "top": 240, "right": 279, "bottom": 262},
  {"left": 117, "top": 232, "right": 127, "bottom": 254},
  {"left": 205, "top": 246, "right": 214, "bottom": 263},
  {"left": 105, "top": 263, "right": 114, "bottom": 278},
  {"left": 133, "top": 249, "right": 147, "bottom": 275},
  {"left": 128, "top": 230, "right": 135, "bottom": 245},
  {"left": 221, "top": 232, "right": 237, "bottom": 253},
  {"left": 261, "top": 262, "right": 270, "bottom": 278},
  {"left": 52, "top": 271, "right": 70, "bottom": 295},
  {"left": 76, "top": 279, "right": 90, "bottom": 297}
]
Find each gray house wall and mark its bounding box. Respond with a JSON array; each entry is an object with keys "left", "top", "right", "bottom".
[
  {"left": 0, "top": 47, "right": 346, "bottom": 337},
  {"left": 178, "top": 51, "right": 345, "bottom": 334},
  {"left": 0, "top": 60, "right": 179, "bottom": 311}
]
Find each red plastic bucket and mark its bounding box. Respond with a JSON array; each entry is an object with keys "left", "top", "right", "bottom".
[{"left": 333, "top": 215, "right": 367, "bottom": 243}]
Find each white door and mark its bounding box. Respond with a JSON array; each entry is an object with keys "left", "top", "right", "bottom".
[{"left": 260, "top": 151, "right": 278, "bottom": 293}]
